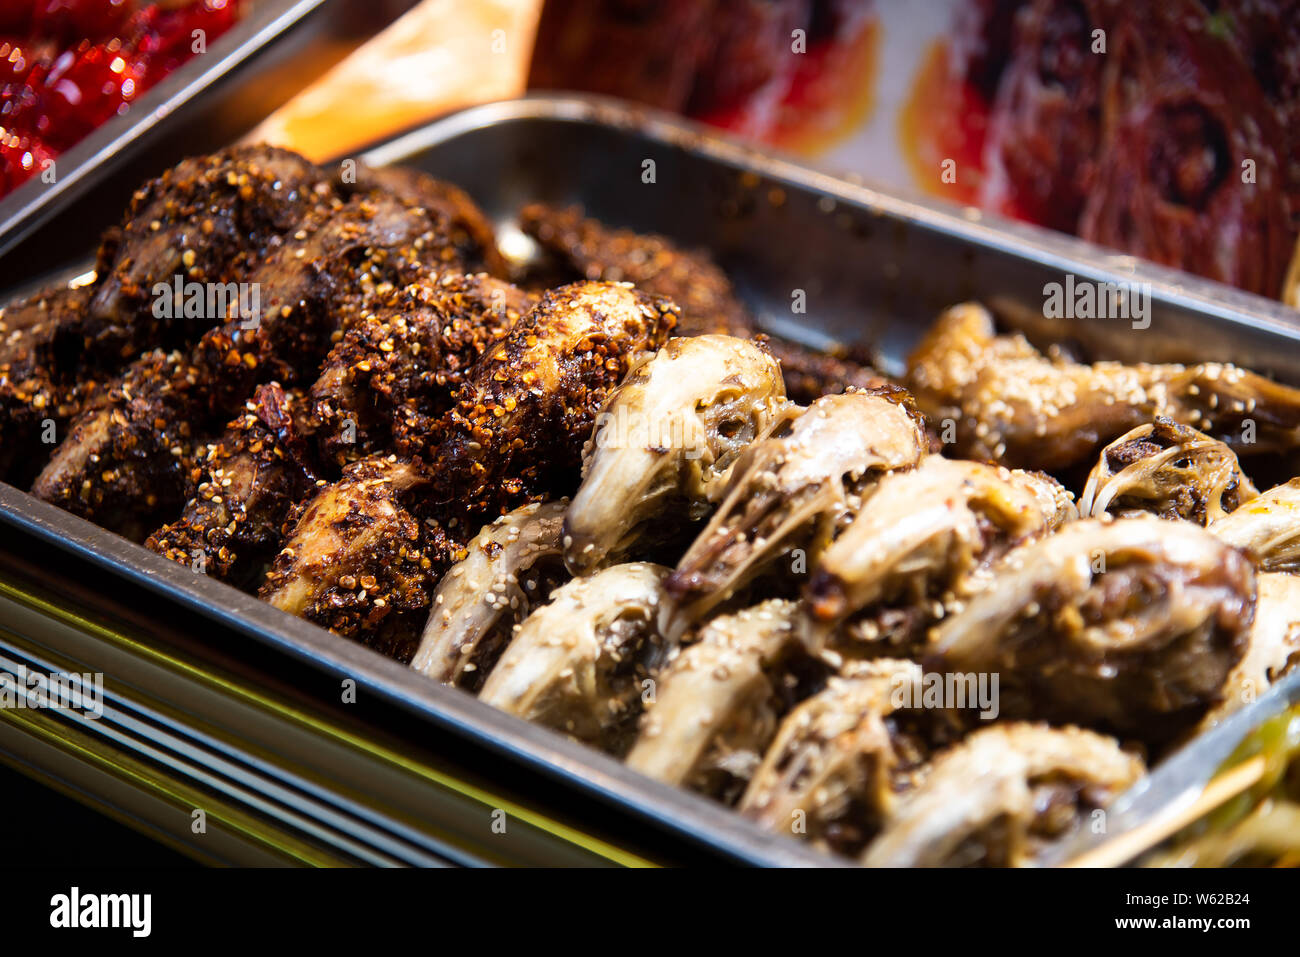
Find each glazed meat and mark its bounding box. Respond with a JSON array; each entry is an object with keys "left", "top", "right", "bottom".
[
  {"left": 409, "top": 500, "right": 570, "bottom": 691},
  {"left": 1207, "top": 478, "right": 1300, "bottom": 572},
  {"left": 259, "top": 455, "right": 460, "bottom": 661},
  {"left": 145, "top": 384, "right": 317, "bottom": 588},
  {"left": 310, "top": 272, "right": 532, "bottom": 468},
  {"left": 563, "top": 334, "right": 788, "bottom": 575},
  {"left": 626, "top": 599, "right": 826, "bottom": 803},
  {"left": 1197, "top": 572, "right": 1300, "bottom": 731},
  {"left": 1079, "top": 417, "right": 1258, "bottom": 524},
  {"left": 861, "top": 723, "right": 1145, "bottom": 867},
  {"left": 33, "top": 191, "right": 455, "bottom": 537},
  {"left": 519, "top": 202, "right": 885, "bottom": 402},
  {"left": 477, "top": 562, "right": 672, "bottom": 755},
  {"left": 927, "top": 517, "right": 1255, "bottom": 747},
  {"left": 661, "top": 390, "right": 927, "bottom": 639},
  {"left": 907, "top": 302, "right": 1300, "bottom": 471},
  {"left": 424, "top": 281, "right": 679, "bottom": 524},
  {"left": 738, "top": 659, "right": 954, "bottom": 858},
  {"left": 804, "top": 457, "right": 1076, "bottom": 660}
]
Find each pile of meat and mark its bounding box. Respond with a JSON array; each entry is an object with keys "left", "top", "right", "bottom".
[{"left": 4, "top": 145, "right": 1300, "bottom": 866}]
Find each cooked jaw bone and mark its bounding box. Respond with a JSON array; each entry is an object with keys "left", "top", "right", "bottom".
[
  {"left": 1079, "top": 417, "right": 1258, "bottom": 524},
  {"left": 478, "top": 562, "right": 671, "bottom": 754},
  {"left": 410, "top": 500, "right": 570, "bottom": 691},
  {"left": 626, "top": 599, "right": 826, "bottom": 803},
  {"left": 563, "top": 335, "right": 788, "bottom": 575},
  {"left": 737, "top": 660, "right": 940, "bottom": 858},
  {"left": 1208, "top": 478, "right": 1300, "bottom": 571},
  {"left": 861, "top": 723, "right": 1145, "bottom": 867},
  {"left": 662, "top": 391, "right": 927, "bottom": 639},
  {"left": 1198, "top": 573, "right": 1300, "bottom": 730},
  {"left": 805, "top": 457, "right": 1076, "bottom": 659},
  {"left": 927, "top": 517, "right": 1255, "bottom": 748}
]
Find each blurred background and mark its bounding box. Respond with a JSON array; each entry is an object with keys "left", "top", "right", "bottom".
[{"left": 4, "top": 0, "right": 1299, "bottom": 300}]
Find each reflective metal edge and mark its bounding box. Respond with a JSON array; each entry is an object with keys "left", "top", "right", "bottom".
[
  {"left": 0, "top": 0, "right": 329, "bottom": 259},
  {"left": 0, "top": 577, "right": 650, "bottom": 867}
]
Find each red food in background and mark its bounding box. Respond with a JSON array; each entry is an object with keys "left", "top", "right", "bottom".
[{"left": 0, "top": 0, "right": 243, "bottom": 198}]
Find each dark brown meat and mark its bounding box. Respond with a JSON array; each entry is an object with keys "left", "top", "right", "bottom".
[
  {"left": 259, "top": 455, "right": 463, "bottom": 661},
  {"left": 145, "top": 384, "right": 317, "bottom": 589},
  {"left": 0, "top": 146, "right": 337, "bottom": 481},
  {"left": 424, "top": 280, "right": 679, "bottom": 525},
  {"left": 0, "top": 284, "right": 96, "bottom": 483},
  {"left": 341, "top": 164, "right": 506, "bottom": 277},
  {"left": 310, "top": 272, "right": 532, "bottom": 469},
  {"left": 32, "top": 191, "right": 454, "bottom": 537}
]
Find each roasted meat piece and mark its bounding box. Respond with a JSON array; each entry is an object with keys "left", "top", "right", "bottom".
[
  {"left": 425, "top": 281, "right": 678, "bottom": 523},
  {"left": 661, "top": 390, "right": 927, "bottom": 639},
  {"left": 563, "top": 334, "right": 788, "bottom": 575},
  {"left": 310, "top": 272, "right": 532, "bottom": 468},
  {"left": 1080, "top": 417, "right": 1258, "bottom": 524},
  {"left": 927, "top": 517, "right": 1255, "bottom": 747},
  {"left": 862, "top": 723, "right": 1145, "bottom": 867},
  {"left": 409, "top": 500, "right": 570, "bottom": 691},
  {"left": 907, "top": 302, "right": 1300, "bottom": 471},
  {"left": 33, "top": 191, "right": 454, "bottom": 537},
  {"left": 1207, "top": 478, "right": 1300, "bottom": 572},
  {"left": 478, "top": 562, "right": 672, "bottom": 755},
  {"left": 805, "top": 457, "right": 1076, "bottom": 660},
  {"left": 0, "top": 146, "right": 337, "bottom": 481},
  {"left": 626, "top": 599, "right": 827, "bottom": 803},
  {"left": 738, "top": 659, "right": 959, "bottom": 858},
  {"left": 259, "top": 455, "right": 460, "bottom": 661},
  {"left": 145, "top": 383, "right": 317, "bottom": 588},
  {"left": 0, "top": 284, "right": 97, "bottom": 482}
]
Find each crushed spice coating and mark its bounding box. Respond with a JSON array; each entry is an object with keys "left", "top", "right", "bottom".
[
  {"left": 146, "top": 383, "right": 317, "bottom": 588},
  {"left": 32, "top": 190, "right": 467, "bottom": 536},
  {"left": 260, "top": 455, "right": 464, "bottom": 662},
  {"left": 426, "top": 280, "right": 679, "bottom": 520},
  {"left": 311, "top": 271, "right": 533, "bottom": 467}
]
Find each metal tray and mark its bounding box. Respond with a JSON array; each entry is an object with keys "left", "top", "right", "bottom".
[
  {"left": 5, "top": 93, "right": 1300, "bottom": 867},
  {"left": 0, "top": 0, "right": 330, "bottom": 267}
]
